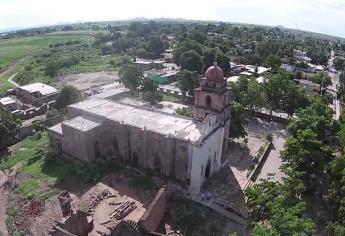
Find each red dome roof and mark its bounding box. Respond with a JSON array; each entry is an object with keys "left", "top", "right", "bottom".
[{"left": 205, "top": 65, "right": 224, "bottom": 81}]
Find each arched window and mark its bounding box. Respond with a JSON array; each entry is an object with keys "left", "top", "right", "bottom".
[
  {"left": 205, "top": 159, "right": 211, "bottom": 178},
  {"left": 94, "top": 141, "right": 101, "bottom": 159},
  {"left": 206, "top": 95, "right": 212, "bottom": 108},
  {"left": 214, "top": 152, "right": 217, "bottom": 163}
]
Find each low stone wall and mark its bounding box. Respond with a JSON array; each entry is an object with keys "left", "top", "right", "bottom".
[
  {"left": 17, "top": 114, "right": 64, "bottom": 140},
  {"left": 253, "top": 111, "right": 288, "bottom": 124},
  {"left": 139, "top": 187, "right": 167, "bottom": 232},
  {"left": 249, "top": 141, "right": 273, "bottom": 182}
]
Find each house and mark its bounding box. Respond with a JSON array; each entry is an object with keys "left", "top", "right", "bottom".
[
  {"left": 17, "top": 83, "right": 58, "bottom": 107},
  {"left": 0, "top": 97, "right": 17, "bottom": 111}
]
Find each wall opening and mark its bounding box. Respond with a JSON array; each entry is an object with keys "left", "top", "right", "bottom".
[
  {"left": 205, "top": 159, "right": 211, "bottom": 178},
  {"left": 206, "top": 95, "right": 212, "bottom": 108}
]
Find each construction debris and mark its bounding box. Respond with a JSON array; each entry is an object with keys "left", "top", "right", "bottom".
[
  {"left": 88, "top": 189, "right": 111, "bottom": 215},
  {"left": 110, "top": 200, "right": 137, "bottom": 220}
]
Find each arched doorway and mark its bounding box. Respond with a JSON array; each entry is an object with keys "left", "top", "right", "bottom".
[
  {"left": 205, "top": 159, "right": 211, "bottom": 178},
  {"left": 94, "top": 141, "right": 101, "bottom": 160},
  {"left": 153, "top": 154, "right": 161, "bottom": 174},
  {"left": 132, "top": 152, "right": 139, "bottom": 168},
  {"left": 206, "top": 95, "right": 212, "bottom": 108}
]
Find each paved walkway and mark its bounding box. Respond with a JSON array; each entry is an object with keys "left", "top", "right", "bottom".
[
  {"left": 246, "top": 119, "right": 288, "bottom": 183},
  {"left": 7, "top": 71, "right": 20, "bottom": 87}
]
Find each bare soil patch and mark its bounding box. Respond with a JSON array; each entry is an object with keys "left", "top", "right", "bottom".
[{"left": 59, "top": 71, "right": 119, "bottom": 92}]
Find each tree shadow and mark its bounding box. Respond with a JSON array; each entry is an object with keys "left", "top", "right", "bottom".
[{"left": 227, "top": 142, "right": 253, "bottom": 171}]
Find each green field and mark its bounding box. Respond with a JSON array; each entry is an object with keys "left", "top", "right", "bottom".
[{"left": 0, "top": 33, "right": 95, "bottom": 69}]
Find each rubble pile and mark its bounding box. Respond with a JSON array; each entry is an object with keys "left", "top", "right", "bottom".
[
  {"left": 57, "top": 190, "right": 73, "bottom": 217},
  {"left": 88, "top": 189, "right": 111, "bottom": 215},
  {"left": 19, "top": 199, "right": 44, "bottom": 218}
]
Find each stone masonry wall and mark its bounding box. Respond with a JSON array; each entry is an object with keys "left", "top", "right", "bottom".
[{"left": 138, "top": 187, "right": 167, "bottom": 232}]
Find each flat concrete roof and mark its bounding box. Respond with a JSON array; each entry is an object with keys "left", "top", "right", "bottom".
[
  {"left": 63, "top": 116, "right": 102, "bottom": 132},
  {"left": 49, "top": 123, "right": 63, "bottom": 135},
  {"left": 69, "top": 98, "right": 203, "bottom": 142},
  {"left": 19, "top": 83, "right": 57, "bottom": 96},
  {"left": 0, "top": 97, "right": 16, "bottom": 105}
]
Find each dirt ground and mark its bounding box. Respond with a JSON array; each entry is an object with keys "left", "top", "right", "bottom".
[
  {"left": 26, "top": 173, "right": 159, "bottom": 235},
  {"left": 59, "top": 71, "right": 119, "bottom": 92},
  {"left": 0, "top": 170, "right": 9, "bottom": 235}
]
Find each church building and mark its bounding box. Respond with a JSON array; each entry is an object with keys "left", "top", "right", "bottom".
[{"left": 47, "top": 64, "right": 231, "bottom": 194}]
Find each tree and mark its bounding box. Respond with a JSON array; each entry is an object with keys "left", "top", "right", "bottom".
[
  {"left": 232, "top": 76, "right": 266, "bottom": 114},
  {"left": 265, "top": 54, "right": 282, "bottom": 72},
  {"left": 118, "top": 65, "right": 143, "bottom": 94},
  {"left": 146, "top": 35, "right": 164, "bottom": 58},
  {"left": 0, "top": 109, "right": 20, "bottom": 150},
  {"left": 246, "top": 178, "right": 315, "bottom": 236},
  {"left": 100, "top": 44, "right": 112, "bottom": 55},
  {"left": 55, "top": 85, "right": 82, "bottom": 109},
  {"left": 177, "top": 70, "right": 199, "bottom": 96},
  {"left": 188, "top": 30, "right": 207, "bottom": 43},
  {"left": 141, "top": 78, "right": 162, "bottom": 105},
  {"left": 173, "top": 39, "right": 203, "bottom": 65},
  {"left": 229, "top": 102, "right": 247, "bottom": 139},
  {"left": 334, "top": 57, "right": 345, "bottom": 71},
  {"left": 180, "top": 50, "right": 204, "bottom": 73}
]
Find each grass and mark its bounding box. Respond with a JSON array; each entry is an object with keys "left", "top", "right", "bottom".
[
  {"left": 6, "top": 198, "right": 22, "bottom": 236},
  {"left": 0, "top": 61, "right": 23, "bottom": 93},
  {"left": 0, "top": 33, "right": 94, "bottom": 69},
  {"left": 0, "top": 132, "right": 48, "bottom": 170},
  {"left": 162, "top": 93, "right": 179, "bottom": 102},
  {"left": 14, "top": 179, "right": 39, "bottom": 199}
]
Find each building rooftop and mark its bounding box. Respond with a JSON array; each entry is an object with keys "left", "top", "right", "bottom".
[
  {"left": 63, "top": 116, "right": 102, "bottom": 132},
  {"left": 49, "top": 123, "right": 63, "bottom": 135},
  {"left": 0, "top": 97, "right": 16, "bottom": 105},
  {"left": 19, "top": 83, "right": 57, "bottom": 96},
  {"left": 69, "top": 97, "right": 203, "bottom": 142}
]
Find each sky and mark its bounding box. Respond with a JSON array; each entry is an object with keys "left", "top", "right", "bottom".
[{"left": 0, "top": 0, "right": 344, "bottom": 38}]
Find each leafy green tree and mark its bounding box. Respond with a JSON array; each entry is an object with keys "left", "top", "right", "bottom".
[
  {"left": 334, "top": 57, "right": 345, "bottom": 71},
  {"left": 146, "top": 35, "right": 164, "bottom": 58},
  {"left": 229, "top": 102, "right": 247, "bottom": 139},
  {"left": 141, "top": 78, "right": 162, "bottom": 105},
  {"left": 282, "top": 129, "right": 333, "bottom": 183},
  {"left": 177, "top": 70, "right": 199, "bottom": 96},
  {"left": 287, "top": 96, "right": 335, "bottom": 141},
  {"left": 100, "top": 44, "right": 112, "bottom": 55},
  {"left": 246, "top": 179, "right": 315, "bottom": 236},
  {"left": 55, "top": 85, "right": 82, "bottom": 109},
  {"left": 180, "top": 50, "right": 204, "bottom": 73},
  {"left": 188, "top": 30, "right": 207, "bottom": 43},
  {"left": 173, "top": 39, "right": 203, "bottom": 65},
  {"left": 119, "top": 65, "right": 143, "bottom": 94},
  {"left": 265, "top": 54, "right": 282, "bottom": 72},
  {"left": 231, "top": 76, "right": 266, "bottom": 114},
  {"left": 0, "top": 109, "right": 20, "bottom": 150}
]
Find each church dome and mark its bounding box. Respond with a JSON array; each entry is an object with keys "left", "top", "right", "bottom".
[{"left": 205, "top": 64, "right": 224, "bottom": 81}]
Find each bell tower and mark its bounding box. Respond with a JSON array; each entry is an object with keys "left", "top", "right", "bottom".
[{"left": 193, "top": 62, "right": 231, "bottom": 152}]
